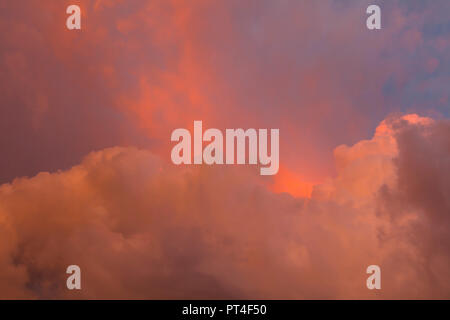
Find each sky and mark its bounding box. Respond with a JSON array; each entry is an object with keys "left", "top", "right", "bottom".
[{"left": 0, "top": 0, "right": 449, "bottom": 299}]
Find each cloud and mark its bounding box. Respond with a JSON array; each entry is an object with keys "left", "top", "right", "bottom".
[
  {"left": 0, "top": 0, "right": 449, "bottom": 300},
  {"left": 376, "top": 116, "right": 450, "bottom": 298},
  {"left": 1, "top": 0, "right": 449, "bottom": 189},
  {"left": 0, "top": 114, "right": 448, "bottom": 299}
]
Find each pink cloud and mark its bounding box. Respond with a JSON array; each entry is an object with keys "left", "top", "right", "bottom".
[{"left": 0, "top": 114, "right": 448, "bottom": 299}]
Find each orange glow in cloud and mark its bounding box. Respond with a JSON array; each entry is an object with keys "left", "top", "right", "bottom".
[{"left": 271, "top": 166, "right": 316, "bottom": 198}]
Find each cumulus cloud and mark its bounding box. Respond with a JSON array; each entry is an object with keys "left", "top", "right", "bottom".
[
  {"left": 0, "top": 114, "right": 448, "bottom": 299},
  {"left": 376, "top": 116, "right": 450, "bottom": 298}
]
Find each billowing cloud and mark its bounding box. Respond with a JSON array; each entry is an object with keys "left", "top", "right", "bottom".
[
  {"left": 0, "top": 114, "right": 448, "bottom": 299},
  {"left": 0, "top": 0, "right": 449, "bottom": 300}
]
